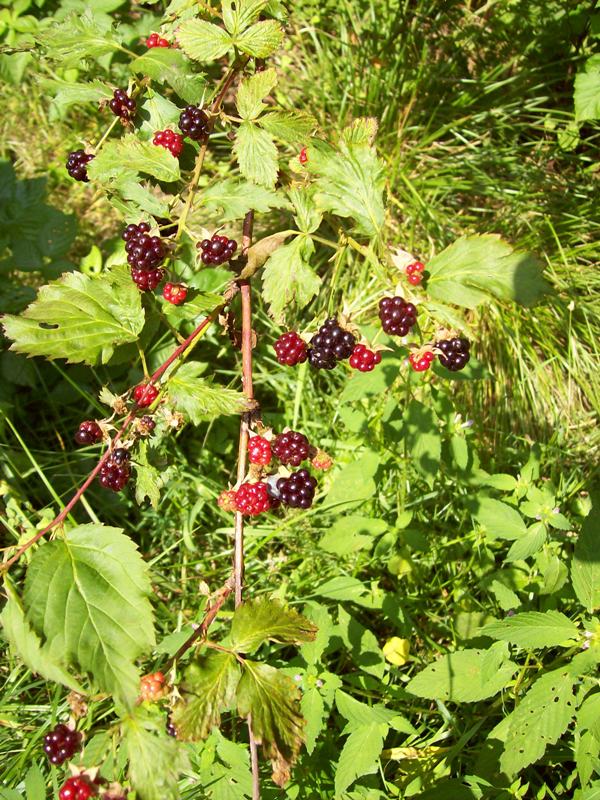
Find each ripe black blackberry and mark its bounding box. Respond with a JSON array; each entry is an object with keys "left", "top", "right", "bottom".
[
  {"left": 109, "top": 88, "right": 136, "bottom": 121},
  {"left": 166, "top": 715, "right": 177, "bottom": 737},
  {"left": 74, "top": 421, "right": 103, "bottom": 446},
  {"left": 272, "top": 431, "right": 310, "bottom": 467},
  {"left": 378, "top": 296, "right": 418, "bottom": 336},
  {"left": 131, "top": 266, "right": 165, "bottom": 292},
  {"left": 123, "top": 222, "right": 166, "bottom": 271},
  {"left": 197, "top": 233, "right": 238, "bottom": 265},
  {"left": 308, "top": 318, "right": 355, "bottom": 370},
  {"left": 43, "top": 723, "right": 82, "bottom": 766},
  {"left": 436, "top": 337, "right": 471, "bottom": 371},
  {"left": 276, "top": 469, "right": 317, "bottom": 509},
  {"left": 66, "top": 150, "right": 94, "bottom": 182},
  {"left": 178, "top": 105, "right": 210, "bottom": 140},
  {"left": 99, "top": 449, "right": 131, "bottom": 491}
]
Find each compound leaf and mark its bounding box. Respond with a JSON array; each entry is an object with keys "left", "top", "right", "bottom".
[
  {"left": 167, "top": 362, "right": 250, "bottom": 423},
  {"left": 500, "top": 669, "right": 576, "bottom": 775},
  {"left": 23, "top": 525, "right": 155, "bottom": 706},
  {"left": 171, "top": 652, "right": 241, "bottom": 741},
  {"left": 3, "top": 268, "right": 145, "bottom": 365},
  {"left": 230, "top": 598, "right": 317, "bottom": 654},
  {"left": 237, "top": 661, "right": 305, "bottom": 787}
]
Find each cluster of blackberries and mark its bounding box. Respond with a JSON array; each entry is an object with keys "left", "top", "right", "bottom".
[
  {"left": 153, "top": 129, "right": 184, "bottom": 157},
  {"left": 178, "top": 105, "right": 210, "bottom": 140},
  {"left": 379, "top": 296, "right": 418, "bottom": 336},
  {"left": 66, "top": 150, "right": 94, "bottom": 182},
  {"left": 308, "top": 318, "right": 356, "bottom": 370},
  {"left": 197, "top": 233, "right": 238, "bottom": 265},
  {"left": 271, "top": 469, "right": 317, "bottom": 509},
  {"left": 109, "top": 88, "right": 136, "bottom": 121},
  {"left": 437, "top": 337, "right": 470, "bottom": 371},
  {"left": 122, "top": 222, "right": 166, "bottom": 291},
  {"left": 59, "top": 776, "right": 97, "bottom": 800},
  {"left": 74, "top": 421, "right": 103, "bottom": 446},
  {"left": 98, "top": 448, "right": 130, "bottom": 492},
  {"left": 43, "top": 723, "right": 82, "bottom": 766}
]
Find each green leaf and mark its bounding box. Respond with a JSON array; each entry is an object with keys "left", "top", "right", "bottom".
[
  {"left": 171, "top": 652, "right": 240, "bottom": 741},
  {"left": 402, "top": 400, "right": 441, "bottom": 488},
  {"left": 237, "top": 660, "right": 305, "bottom": 787},
  {"left": 307, "top": 133, "right": 385, "bottom": 239},
  {"left": 300, "top": 603, "right": 334, "bottom": 666},
  {"left": 319, "top": 516, "right": 387, "bottom": 556},
  {"left": 336, "top": 606, "right": 385, "bottom": 678},
  {"left": 335, "top": 723, "right": 386, "bottom": 795},
  {"left": 577, "top": 730, "right": 600, "bottom": 788},
  {"left": 236, "top": 67, "right": 278, "bottom": 120},
  {"left": 489, "top": 579, "right": 521, "bottom": 611},
  {"left": 38, "top": 10, "right": 123, "bottom": 67},
  {"left": 481, "top": 611, "right": 579, "bottom": 649},
  {"left": 0, "top": 579, "right": 82, "bottom": 692},
  {"left": 233, "top": 121, "right": 278, "bottom": 188},
  {"left": 23, "top": 525, "right": 155, "bottom": 706},
  {"left": 235, "top": 20, "right": 284, "bottom": 58},
  {"left": 209, "top": 730, "right": 253, "bottom": 800},
  {"left": 24, "top": 764, "right": 45, "bottom": 800},
  {"left": 322, "top": 451, "right": 380, "bottom": 512},
  {"left": 42, "top": 78, "right": 114, "bottom": 115},
  {"left": 259, "top": 110, "right": 316, "bottom": 144},
  {"left": 138, "top": 92, "right": 182, "bottom": 137},
  {"left": 88, "top": 134, "right": 180, "bottom": 183},
  {"left": 335, "top": 690, "right": 398, "bottom": 729},
  {"left": 302, "top": 686, "right": 325, "bottom": 755},
  {"left": 129, "top": 48, "right": 206, "bottom": 104},
  {"left": 471, "top": 497, "right": 527, "bottom": 541},
  {"left": 134, "top": 441, "right": 163, "bottom": 509},
  {"left": 230, "top": 598, "right": 317, "bottom": 654},
  {"left": 572, "top": 507, "right": 600, "bottom": 612},
  {"left": 500, "top": 669, "right": 576, "bottom": 775},
  {"left": 222, "top": 0, "right": 269, "bottom": 34},
  {"left": 122, "top": 710, "right": 189, "bottom": 800},
  {"left": 426, "top": 235, "right": 549, "bottom": 308},
  {"left": 167, "top": 362, "right": 250, "bottom": 424},
  {"left": 407, "top": 649, "right": 517, "bottom": 702},
  {"left": 201, "top": 179, "right": 289, "bottom": 221},
  {"left": 505, "top": 523, "right": 547, "bottom": 561},
  {"left": 176, "top": 19, "right": 233, "bottom": 62},
  {"left": 2, "top": 268, "right": 145, "bottom": 365},
  {"left": 262, "top": 236, "right": 321, "bottom": 321},
  {"left": 578, "top": 693, "right": 600, "bottom": 741},
  {"left": 575, "top": 61, "right": 600, "bottom": 122}
]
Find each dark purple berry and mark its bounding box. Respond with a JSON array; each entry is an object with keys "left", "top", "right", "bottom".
[
  {"left": 122, "top": 222, "right": 166, "bottom": 290},
  {"left": 196, "top": 233, "right": 238, "bottom": 266},
  {"left": 99, "top": 449, "right": 131, "bottom": 491},
  {"left": 178, "top": 105, "right": 210, "bottom": 140},
  {"left": 74, "top": 420, "right": 103, "bottom": 446},
  {"left": 109, "top": 88, "right": 136, "bottom": 121},
  {"left": 277, "top": 469, "right": 317, "bottom": 509},
  {"left": 436, "top": 337, "right": 470, "bottom": 372},
  {"left": 272, "top": 431, "right": 310, "bottom": 467},
  {"left": 43, "top": 723, "right": 82, "bottom": 766},
  {"left": 166, "top": 715, "right": 177, "bottom": 737},
  {"left": 378, "top": 296, "right": 418, "bottom": 336},
  {"left": 308, "top": 318, "right": 355, "bottom": 370},
  {"left": 66, "top": 150, "right": 94, "bottom": 182}
]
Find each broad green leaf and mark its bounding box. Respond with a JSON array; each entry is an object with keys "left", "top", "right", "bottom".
[
  {"left": 230, "top": 598, "right": 317, "bottom": 654},
  {"left": 319, "top": 516, "right": 387, "bottom": 556},
  {"left": 201, "top": 179, "right": 288, "bottom": 221},
  {"left": 122, "top": 710, "right": 189, "bottom": 800},
  {"left": 315, "top": 577, "right": 373, "bottom": 606},
  {"left": 505, "top": 523, "right": 547, "bottom": 561},
  {"left": 138, "top": 93, "right": 182, "bottom": 136},
  {"left": 307, "top": 135, "right": 385, "bottom": 239},
  {"left": 129, "top": 48, "right": 206, "bottom": 104},
  {"left": 88, "top": 134, "right": 180, "bottom": 183},
  {"left": 335, "top": 723, "right": 386, "bottom": 796},
  {"left": 237, "top": 660, "right": 305, "bottom": 787},
  {"left": 335, "top": 690, "right": 398, "bottom": 729},
  {"left": 111, "top": 177, "right": 172, "bottom": 219},
  {"left": 322, "top": 451, "right": 380, "bottom": 512},
  {"left": 38, "top": 10, "right": 123, "bottom": 67},
  {"left": 235, "top": 20, "right": 284, "bottom": 58},
  {"left": 0, "top": 580, "right": 82, "bottom": 692},
  {"left": 302, "top": 686, "right": 325, "bottom": 754},
  {"left": 407, "top": 649, "right": 517, "bottom": 702},
  {"left": 233, "top": 121, "right": 278, "bottom": 188},
  {"left": 577, "top": 730, "right": 600, "bottom": 788},
  {"left": 471, "top": 497, "right": 527, "bottom": 541},
  {"left": 171, "top": 652, "right": 240, "bottom": 740},
  {"left": 575, "top": 65, "right": 600, "bottom": 122},
  {"left": 42, "top": 78, "right": 114, "bottom": 115},
  {"left": 500, "top": 669, "right": 576, "bottom": 775},
  {"left": 288, "top": 185, "right": 323, "bottom": 234},
  {"left": 262, "top": 236, "right": 321, "bottom": 321},
  {"left": 578, "top": 693, "right": 600, "bottom": 741},
  {"left": 2, "top": 269, "right": 145, "bottom": 365},
  {"left": 24, "top": 764, "right": 45, "bottom": 800},
  {"left": 259, "top": 110, "right": 316, "bottom": 144},
  {"left": 134, "top": 441, "right": 164, "bottom": 509},
  {"left": 210, "top": 730, "right": 253, "bottom": 800},
  {"left": 427, "top": 235, "right": 549, "bottom": 308},
  {"left": 167, "top": 362, "right": 250, "bottom": 423},
  {"left": 481, "top": 611, "right": 579, "bottom": 649},
  {"left": 488, "top": 579, "right": 521, "bottom": 611},
  {"left": 23, "top": 525, "right": 155, "bottom": 706},
  {"left": 402, "top": 400, "right": 441, "bottom": 487},
  {"left": 236, "top": 67, "right": 278, "bottom": 120},
  {"left": 176, "top": 19, "right": 233, "bottom": 62},
  {"left": 300, "top": 602, "right": 334, "bottom": 666},
  {"left": 222, "top": 0, "right": 269, "bottom": 34},
  {"left": 337, "top": 606, "right": 385, "bottom": 678},
  {"left": 572, "top": 508, "right": 600, "bottom": 612}
]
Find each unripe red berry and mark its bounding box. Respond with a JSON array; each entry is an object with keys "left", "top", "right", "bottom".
[
  {"left": 140, "top": 671, "right": 167, "bottom": 701},
  {"left": 349, "top": 344, "right": 382, "bottom": 372},
  {"left": 274, "top": 331, "right": 307, "bottom": 366},
  {"left": 146, "top": 33, "right": 169, "bottom": 48},
  {"left": 235, "top": 482, "right": 271, "bottom": 516},
  {"left": 248, "top": 436, "right": 272, "bottom": 466},
  {"left": 134, "top": 383, "right": 159, "bottom": 407},
  {"left": 153, "top": 129, "right": 184, "bottom": 157},
  {"left": 408, "top": 351, "right": 435, "bottom": 372},
  {"left": 299, "top": 147, "right": 308, "bottom": 164},
  {"left": 163, "top": 282, "right": 188, "bottom": 305},
  {"left": 217, "top": 489, "right": 238, "bottom": 513},
  {"left": 59, "top": 776, "right": 97, "bottom": 800},
  {"left": 408, "top": 273, "right": 422, "bottom": 286}
]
